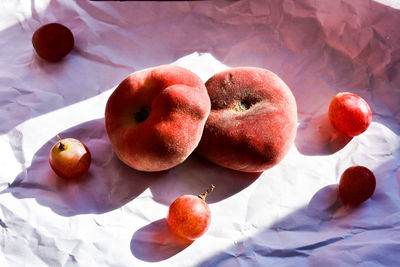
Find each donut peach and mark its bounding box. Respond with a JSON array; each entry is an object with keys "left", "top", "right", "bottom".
[
  {"left": 196, "top": 67, "right": 297, "bottom": 172},
  {"left": 105, "top": 65, "right": 211, "bottom": 172}
]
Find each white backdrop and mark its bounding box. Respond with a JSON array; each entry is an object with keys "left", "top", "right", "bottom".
[{"left": 1, "top": 0, "right": 399, "bottom": 266}]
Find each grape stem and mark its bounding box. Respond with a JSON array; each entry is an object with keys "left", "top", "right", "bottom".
[
  {"left": 198, "top": 184, "right": 215, "bottom": 201},
  {"left": 57, "top": 135, "right": 65, "bottom": 151}
]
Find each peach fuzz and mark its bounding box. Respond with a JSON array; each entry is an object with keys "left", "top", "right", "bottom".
[
  {"left": 105, "top": 65, "right": 211, "bottom": 172},
  {"left": 196, "top": 67, "right": 298, "bottom": 173}
]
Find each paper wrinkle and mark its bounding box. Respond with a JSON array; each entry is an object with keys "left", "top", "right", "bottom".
[{"left": 1, "top": 0, "right": 400, "bottom": 266}]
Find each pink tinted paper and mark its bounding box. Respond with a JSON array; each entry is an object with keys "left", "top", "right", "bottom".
[{"left": 0, "top": 0, "right": 399, "bottom": 266}]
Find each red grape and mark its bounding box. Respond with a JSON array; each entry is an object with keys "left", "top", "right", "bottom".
[
  {"left": 328, "top": 92, "right": 372, "bottom": 137},
  {"left": 32, "top": 23, "right": 74, "bottom": 62},
  {"left": 339, "top": 166, "right": 376, "bottom": 206},
  {"left": 166, "top": 185, "right": 215, "bottom": 240},
  {"left": 49, "top": 135, "right": 91, "bottom": 179}
]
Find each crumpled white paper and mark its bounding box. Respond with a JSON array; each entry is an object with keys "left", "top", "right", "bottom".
[{"left": 1, "top": 0, "right": 399, "bottom": 266}]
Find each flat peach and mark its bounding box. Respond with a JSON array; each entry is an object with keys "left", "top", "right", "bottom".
[
  {"left": 105, "top": 65, "right": 211, "bottom": 172},
  {"left": 197, "top": 67, "right": 297, "bottom": 172}
]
